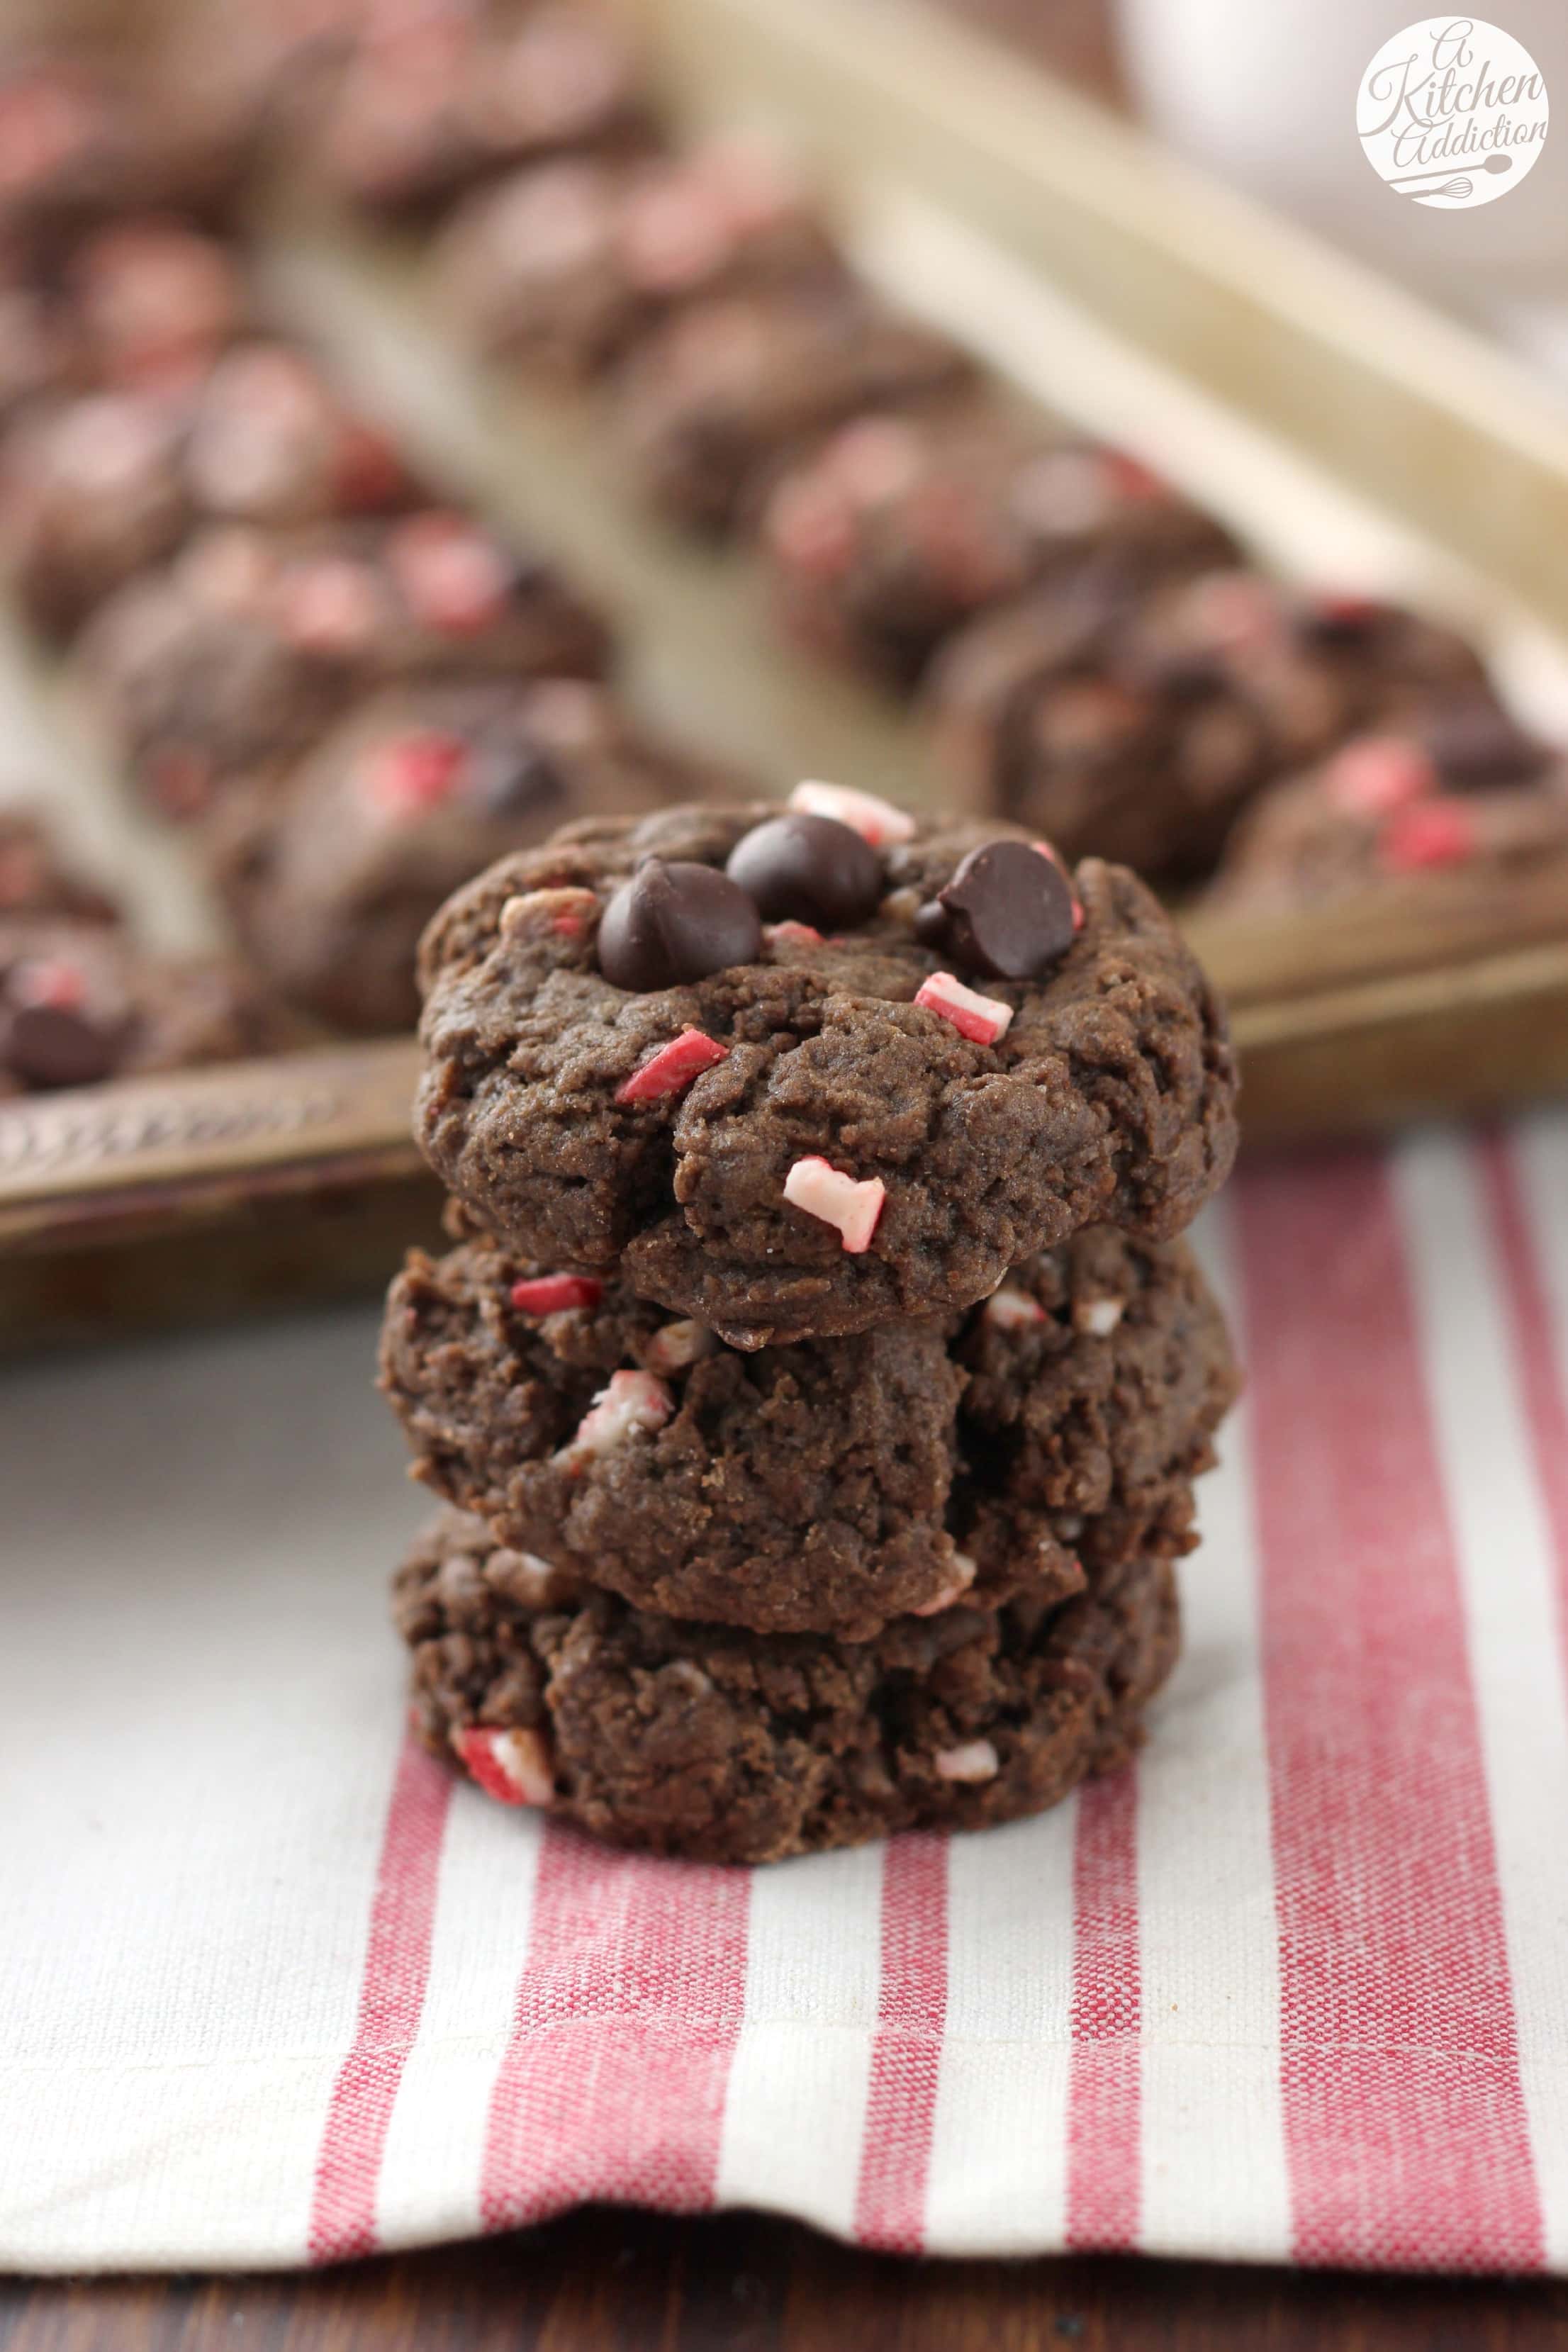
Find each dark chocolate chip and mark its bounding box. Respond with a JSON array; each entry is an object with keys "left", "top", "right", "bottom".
[
  {"left": 1299, "top": 595, "right": 1385, "bottom": 646},
  {"left": 598, "top": 857, "right": 762, "bottom": 991},
  {"left": 4, "top": 1000, "right": 123, "bottom": 1089},
  {"left": 471, "top": 741, "right": 566, "bottom": 819},
  {"left": 724, "top": 812, "right": 882, "bottom": 929},
  {"left": 931, "top": 839, "right": 1076, "bottom": 980},
  {"left": 1417, "top": 694, "right": 1547, "bottom": 790}
]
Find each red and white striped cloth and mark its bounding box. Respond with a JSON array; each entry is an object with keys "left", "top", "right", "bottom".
[{"left": 4, "top": 1112, "right": 1568, "bottom": 2275}]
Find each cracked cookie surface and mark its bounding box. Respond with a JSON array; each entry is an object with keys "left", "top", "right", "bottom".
[
  {"left": 414, "top": 801, "right": 1239, "bottom": 1346},
  {"left": 397, "top": 1507, "right": 1182, "bottom": 1863}
]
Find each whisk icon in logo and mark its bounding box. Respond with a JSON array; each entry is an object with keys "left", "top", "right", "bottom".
[{"left": 1357, "top": 17, "right": 1548, "bottom": 207}]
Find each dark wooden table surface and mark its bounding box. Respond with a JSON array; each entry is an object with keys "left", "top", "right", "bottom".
[{"left": 5, "top": 2207, "right": 1568, "bottom": 2351}]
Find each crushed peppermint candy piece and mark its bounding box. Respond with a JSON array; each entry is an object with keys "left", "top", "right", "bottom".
[
  {"left": 391, "top": 513, "right": 510, "bottom": 634},
  {"left": 763, "top": 919, "right": 824, "bottom": 948},
  {"left": 281, "top": 556, "right": 385, "bottom": 653},
  {"left": 567, "top": 1368, "right": 673, "bottom": 1457},
  {"left": 914, "top": 969, "right": 1014, "bottom": 1045},
  {"left": 454, "top": 1725, "right": 554, "bottom": 1808},
  {"left": 509, "top": 1273, "right": 603, "bottom": 1315},
  {"left": 615, "top": 1026, "right": 729, "bottom": 1105},
  {"left": 1073, "top": 1295, "right": 1125, "bottom": 1337},
  {"left": 363, "top": 730, "right": 468, "bottom": 813},
  {"left": 9, "top": 956, "right": 88, "bottom": 1012},
  {"left": 782, "top": 1156, "right": 885, "bottom": 1253},
  {"left": 788, "top": 778, "right": 916, "bottom": 846},
  {"left": 984, "top": 1285, "right": 1046, "bottom": 1331},
  {"left": 499, "top": 885, "right": 599, "bottom": 941},
  {"left": 488, "top": 1547, "right": 572, "bottom": 1608},
  {"left": 910, "top": 1551, "right": 978, "bottom": 1615},
  {"left": 1323, "top": 736, "right": 1437, "bottom": 818},
  {"left": 1379, "top": 798, "right": 1478, "bottom": 874},
  {"left": 645, "top": 1318, "right": 716, "bottom": 1373},
  {"left": 934, "top": 1738, "right": 999, "bottom": 1784}
]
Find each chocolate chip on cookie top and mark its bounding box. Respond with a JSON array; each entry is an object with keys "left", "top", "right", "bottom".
[
  {"left": 0, "top": 947, "right": 129, "bottom": 1087},
  {"left": 415, "top": 788, "right": 1239, "bottom": 1347},
  {"left": 597, "top": 857, "right": 762, "bottom": 990}
]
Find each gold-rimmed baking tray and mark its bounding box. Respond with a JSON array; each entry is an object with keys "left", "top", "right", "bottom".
[{"left": 6, "top": 0, "right": 1568, "bottom": 1349}]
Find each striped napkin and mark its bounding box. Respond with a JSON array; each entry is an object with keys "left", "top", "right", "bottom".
[{"left": 3, "top": 1111, "right": 1567, "bottom": 2275}]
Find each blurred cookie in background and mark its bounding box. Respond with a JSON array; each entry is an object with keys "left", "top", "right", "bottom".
[
  {"left": 0, "top": 340, "right": 422, "bottom": 638},
  {"left": 927, "top": 568, "right": 1500, "bottom": 886},
  {"left": 76, "top": 507, "right": 613, "bottom": 821},
  {"left": 313, "top": 0, "right": 654, "bottom": 220},
  {"left": 208, "top": 676, "right": 738, "bottom": 1034},
  {"left": 612, "top": 282, "right": 972, "bottom": 534},
  {"left": 1203, "top": 715, "right": 1568, "bottom": 917},
  {"left": 0, "top": 913, "right": 308, "bottom": 1098},
  {"left": 0, "top": 805, "right": 123, "bottom": 928},
  {"left": 759, "top": 407, "right": 1238, "bottom": 695},
  {"left": 436, "top": 137, "right": 843, "bottom": 380},
  {"left": 0, "top": 52, "right": 252, "bottom": 259}
]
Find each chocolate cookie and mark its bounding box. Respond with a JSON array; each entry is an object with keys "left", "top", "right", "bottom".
[
  {"left": 436, "top": 140, "right": 842, "bottom": 379},
  {"left": 78, "top": 510, "right": 612, "bottom": 819},
  {"left": 414, "top": 793, "right": 1238, "bottom": 1348},
  {"left": 0, "top": 807, "right": 121, "bottom": 926},
  {"left": 211, "top": 678, "right": 729, "bottom": 1035},
  {"left": 927, "top": 568, "right": 1498, "bottom": 885},
  {"left": 315, "top": 1, "right": 653, "bottom": 219},
  {"left": 397, "top": 1508, "right": 1180, "bottom": 1862},
  {"left": 610, "top": 284, "right": 971, "bottom": 534},
  {"left": 1204, "top": 717, "right": 1568, "bottom": 916},
  {"left": 760, "top": 406, "right": 1237, "bottom": 694},
  {"left": 0, "top": 915, "right": 306, "bottom": 1093},
  {"left": 66, "top": 216, "right": 249, "bottom": 394},
  {"left": 0, "top": 342, "right": 420, "bottom": 637},
  {"left": 379, "top": 1223, "right": 1236, "bottom": 1638},
  {"left": 0, "top": 55, "right": 244, "bottom": 261}
]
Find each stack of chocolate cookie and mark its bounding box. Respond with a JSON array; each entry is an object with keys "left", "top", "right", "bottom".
[{"left": 379, "top": 785, "right": 1242, "bottom": 1861}]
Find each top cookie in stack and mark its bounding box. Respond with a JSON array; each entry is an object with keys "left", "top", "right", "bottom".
[{"left": 413, "top": 784, "right": 1239, "bottom": 1350}]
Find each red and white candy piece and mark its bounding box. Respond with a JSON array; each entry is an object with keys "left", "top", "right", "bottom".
[
  {"left": 913, "top": 969, "right": 1013, "bottom": 1046},
  {"left": 281, "top": 556, "right": 385, "bottom": 653},
  {"left": 615, "top": 1026, "right": 729, "bottom": 1105},
  {"left": 763, "top": 919, "right": 824, "bottom": 948},
  {"left": 454, "top": 1725, "right": 554, "bottom": 1808},
  {"left": 499, "top": 886, "right": 599, "bottom": 942},
  {"left": 566, "top": 1368, "right": 673, "bottom": 1457},
  {"left": 788, "top": 778, "right": 915, "bottom": 847},
  {"left": 1073, "top": 1295, "right": 1125, "bottom": 1337},
  {"left": 509, "top": 1273, "right": 603, "bottom": 1315},
  {"left": 1310, "top": 588, "right": 1384, "bottom": 631},
  {"left": 645, "top": 1318, "right": 716, "bottom": 1373},
  {"left": 765, "top": 474, "right": 856, "bottom": 580},
  {"left": 390, "top": 513, "right": 510, "bottom": 635},
  {"left": 782, "top": 1156, "right": 885, "bottom": 1253},
  {"left": 910, "top": 1550, "right": 977, "bottom": 1616},
  {"left": 983, "top": 1286, "right": 1046, "bottom": 1331},
  {"left": 1378, "top": 797, "right": 1477, "bottom": 874},
  {"left": 489, "top": 1548, "right": 572, "bottom": 1608},
  {"left": 362, "top": 729, "right": 469, "bottom": 814},
  {"left": 934, "top": 1738, "right": 999, "bottom": 1783},
  {"left": 1322, "top": 735, "right": 1436, "bottom": 819},
  {"left": 9, "top": 956, "right": 88, "bottom": 1012},
  {"left": 1180, "top": 569, "right": 1282, "bottom": 655}
]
